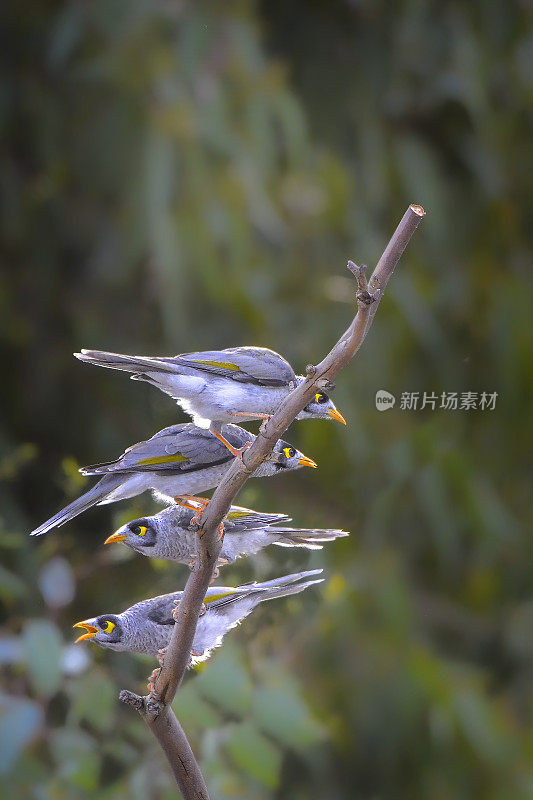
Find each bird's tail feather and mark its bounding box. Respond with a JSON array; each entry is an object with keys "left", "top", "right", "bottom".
[
  {"left": 271, "top": 527, "right": 349, "bottom": 550},
  {"left": 225, "top": 509, "right": 291, "bottom": 530},
  {"left": 249, "top": 569, "right": 324, "bottom": 602},
  {"left": 74, "top": 349, "right": 205, "bottom": 401},
  {"left": 30, "top": 475, "right": 122, "bottom": 536},
  {"left": 260, "top": 573, "right": 324, "bottom": 603},
  {"left": 74, "top": 349, "right": 176, "bottom": 375}
]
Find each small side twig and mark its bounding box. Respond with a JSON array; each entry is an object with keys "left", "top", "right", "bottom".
[
  {"left": 119, "top": 689, "right": 144, "bottom": 712},
  {"left": 120, "top": 203, "right": 426, "bottom": 799},
  {"left": 346, "top": 259, "right": 368, "bottom": 287}
]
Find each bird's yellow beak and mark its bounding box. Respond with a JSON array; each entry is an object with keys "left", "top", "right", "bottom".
[
  {"left": 298, "top": 455, "right": 318, "bottom": 469},
  {"left": 328, "top": 408, "right": 347, "bottom": 425},
  {"left": 104, "top": 532, "right": 127, "bottom": 545},
  {"left": 73, "top": 620, "right": 98, "bottom": 643}
]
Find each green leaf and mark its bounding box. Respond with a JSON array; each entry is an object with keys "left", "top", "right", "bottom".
[
  {"left": 225, "top": 722, "right": 281, "bottom": 789},
  {"left": 22, "top": 620, "right": 63, "bottom": 697},
  {"left": 173, "top": 682, "right": 221, "bottom": 731},
  {"left": 0, "top": 564, "right": 26, "bottom": 601},
  {"left": 38, "top": 557, "right": 75, "bottom": 609},
  {"left": 252, "top": 685, "right": 323, "bottom": 751},
  {"left": 50, "top": 728, "right": 100, "bottom": 790},
  {"left": 68, "top": 669, "right": 116, "bottom": 732},
  {"left": 195, "top": 646, "right": 251, "bottom": 716},
  {"left": 454, "top": 691, "right": 511, "bottom": 764},
  {"left": 0, "top": 695, "right": 44, "bottom": 774}
]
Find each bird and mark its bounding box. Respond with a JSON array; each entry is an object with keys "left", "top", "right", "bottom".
[
  {"left": 104, "top": 501, "right": 349, "bottom": 569},
  {"left": 73, "top": 570, "right": 323, "bottom": 663},
  {"left": 74, "top": 346, "right": 346, "bottom": 455},
  {"left": 30, "top": 423, "right": 317, "bottom": 537}
]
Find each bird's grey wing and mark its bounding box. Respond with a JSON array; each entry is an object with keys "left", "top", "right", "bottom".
[
  {"left": 145, "top": 424, "right": 250, "bottom": 469},
  {"left": 206, "top": 571, "right": 324, "bottom": 617},
  {"left": 143, "top": 593, "right": 182, "bottom": 626},
  {"left": 79, "top": 429, "right": 193, "bottom": 475},
  {"left": 201, "top": 572, "right": 324, "bottom": 613},
  {"left": 80, "top": 424, "right": 235, "bottom": 476},
  {"left": 147, "top": 423, "right": 252, "bottom": 461},
  {"left": 191, "top": 589, "right": 267, "bottom": 658},
  {"left": 203, "top": 586, "right": 267, "bottom": 611},
  {"left": 76, "top": 346, "right": 296, "bottom": 387},
  {"left": 153, "top": 424, "right": 251, "bottom": 461},
  {"left": 158, "top": 503, "right": 196, "bottom": 528},
  {"left": 173, "top": 347, "right": 296, "bottom": 387},
  {"left": 223, "top": 505, "right": 291, "bottom": 532}
]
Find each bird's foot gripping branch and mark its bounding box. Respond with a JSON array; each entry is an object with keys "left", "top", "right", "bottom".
[{"left": 116, "top": 204, "right": 425, "bottom": 800}]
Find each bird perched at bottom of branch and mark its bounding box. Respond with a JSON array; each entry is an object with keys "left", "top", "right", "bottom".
[
  {"left": 73, "top": 569, "right": 323, "bottom": 663},
  {"left": 104, "top": 502, "right": 349, "bottom": 569},
  {"left": 30, "top": 423, "right": 316, "bottom": 537},
  {"left": 74, "top": 346, "right": 346, "bottom": 455}
]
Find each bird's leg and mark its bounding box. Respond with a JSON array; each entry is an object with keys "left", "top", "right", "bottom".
[
  {"left": 176, "top": 494, "right": 210, "bottom": 507},
  {"left": 174, "top": 494, "right": 211, "bottom": 525},
  {"left": 210, "top": 557, "right": 229, "bottom": 583},
  {"left": 209, "top": 426, "right": 252, "bottom": 463},
  {"left": 147, "top": 667, "right": 161, "bottom": 693},
  {"left": 229, "top": 411, "right": 271, "bottom": 434},
  {"left": 176, "top": 498, "right": 199, "bottom": 511},
  {"left": 146, "top": 647, "right": 168, "bottom": 692},
  {"left": 180, "top": 497, "right": 225, "bottom": 536}
]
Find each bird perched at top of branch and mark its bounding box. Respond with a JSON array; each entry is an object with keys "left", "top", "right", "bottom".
[
  {"left": 73, "top": 569, "right": 323, "bottom": 662},
  {"left": 104, "top": 502, "right": 349, "bottom": 569},
  {"left": 74, "top": 346, "right": 346, "bottom": 455},
  {"left": 30, "top": 424, "right": 316, "bottom": 537}
]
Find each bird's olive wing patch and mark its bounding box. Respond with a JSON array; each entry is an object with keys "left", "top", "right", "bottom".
[
  {"left": 175, "top": 348, "right": 294, "bottom": 386},
  {"left": 135, "top": 453, "right": 189, "bottom": 467},
  {"left": 192, "top": 359, "right": 241, "bottom": 371}
]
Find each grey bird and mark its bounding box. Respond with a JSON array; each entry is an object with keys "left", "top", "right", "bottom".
[
  {"left": 30, "top": 424, "right": 317, "bottom": 537},
  {"left": 104, "top": 502, "right": 349, "bottom": 569},
  {"left": 74, "top": 346, "right": 346, "bottom": 455},
  {"left": 73, "top": 569, "right": 323, "bottom": 662}
]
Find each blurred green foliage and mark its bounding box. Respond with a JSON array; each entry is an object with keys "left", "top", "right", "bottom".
[{"left": 1, "top": 0, "right": 532, "bottom": 797}]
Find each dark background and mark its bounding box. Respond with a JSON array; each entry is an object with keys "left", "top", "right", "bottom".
[{"left": 1, "top": 1, "right": 532, "bottom": 798}]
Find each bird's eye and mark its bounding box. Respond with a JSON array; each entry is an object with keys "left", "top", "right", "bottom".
[
  {"left": 134, "top": 525, "right": 148, "bottom": 537},
  {"left": 315, "top": 393, "right": 327, "bottom": 404},
  {"left": 102, "top": 620, "right": 115, "bottom": 634},
  {"left": 283, "top": 446, "right": 296, "bottom": 459}
]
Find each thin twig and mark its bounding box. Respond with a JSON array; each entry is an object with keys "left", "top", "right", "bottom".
[{"left": 120, "top": 203, "right": 426, "bottom": 799}]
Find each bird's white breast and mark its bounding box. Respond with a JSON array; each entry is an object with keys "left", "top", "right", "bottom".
[{"left": 182, "top": 380, "right": 290, "bottom": 424}]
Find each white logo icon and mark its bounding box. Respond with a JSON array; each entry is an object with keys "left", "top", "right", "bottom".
[{"left": 375, "top": 390, "right": 396, "bottom": 411}]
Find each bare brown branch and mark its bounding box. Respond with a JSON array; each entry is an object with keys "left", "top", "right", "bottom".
[
  {"left": 150, "top": 707, "right": 210, "bottom": 799},
  {"left": 121, "top": 203, "right": 425, "bottom": 799}
]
